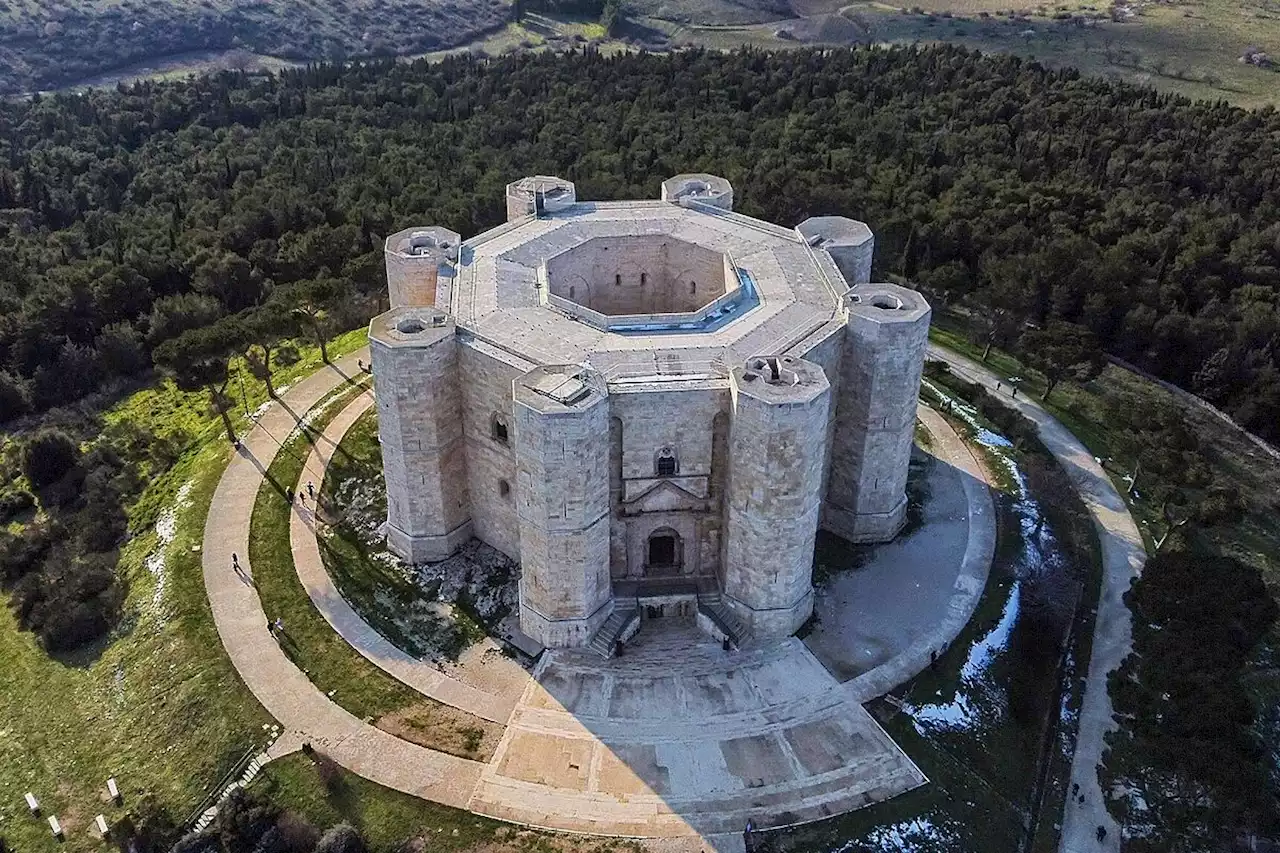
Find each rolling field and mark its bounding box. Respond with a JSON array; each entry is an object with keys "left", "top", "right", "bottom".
[
  {"left": 12, "top": 0, "right": 1277, "bottom": 107},
  {"left": 663, "top": 0, "right": 1280, "bottom": 107}
]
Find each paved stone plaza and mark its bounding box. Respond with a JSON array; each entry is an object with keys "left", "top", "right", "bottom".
[{"left": 471, "top": 625, "right": 924, "bottom": 835}]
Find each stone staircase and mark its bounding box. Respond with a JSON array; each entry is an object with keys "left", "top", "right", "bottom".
[
  {"left": 697, "top": 592, "right": 753, "bottom": 648},
  {"left": 588, "top": 604, "right": 640, "bottom": 658}
]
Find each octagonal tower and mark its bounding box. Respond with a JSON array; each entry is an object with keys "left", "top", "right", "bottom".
[
  {"left": 384, "top": 226, "right": 460, "bottom": 310},
  {"left": 825, "top": 284, "right": 932, "bottom": 543},
  {"left": 370, "top": 307, "right": 472, "bottom": 562},
  {"left": 723, "top": 356, "right": 831, "bottom": 638},
  {"left": 797, "top": 216, "right": 875, "bottom": 286},
  {"left": 505, "top": 175, "right": 576, "bottom": 221},
  {"left": 513, "top": 366, "right": 614, "bottom": 647},
  {"left": 661, "top": 173, "right": 734, "bottom": 211}
]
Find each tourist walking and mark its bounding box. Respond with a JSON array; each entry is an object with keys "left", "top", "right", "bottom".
[{"left": 307, "top": 481, "right": 315, "bottom": 500}]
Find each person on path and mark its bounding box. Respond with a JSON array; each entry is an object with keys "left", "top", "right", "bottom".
[
  {"left": 1096, "top": 825, "right": 1107, "bottom": 843},
  {"left": 1011, "top": 386, "right": 1019, "bottom": 398},
  {"left": 996, "top": 381, "right": 1002, "bottom": 392},
  {"left": 232, "top": 553, "right": 240, "bottom": 572},
  {"left": 307, "top": 481, "right": 315, "bottom": 500},
  {"left": 274, "top": 617, "right": 284, "bottom": 635},
  {"left": 285, "top": 486, "right": 294, "bottom": 504}
]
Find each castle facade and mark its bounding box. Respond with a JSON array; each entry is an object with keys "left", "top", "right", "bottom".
[{"left": 370, "top": 174, "right": 930, "bottom": 650}]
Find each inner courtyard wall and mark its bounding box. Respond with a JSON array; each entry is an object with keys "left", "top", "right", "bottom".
[{"left": 544, "top": 236, "right": 727, "bottom": 316}]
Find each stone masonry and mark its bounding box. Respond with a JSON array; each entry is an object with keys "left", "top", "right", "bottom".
[{"left": 369, "top": 173, "right": 931, "bottom": 648}]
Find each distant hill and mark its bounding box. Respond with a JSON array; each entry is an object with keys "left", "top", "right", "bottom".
[{"left": 0, "top": 0, "right": 510, "bottom": 94}]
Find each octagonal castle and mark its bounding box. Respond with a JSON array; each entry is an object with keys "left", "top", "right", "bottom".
[{"left": 370, "top": 174, "right": 930, "bottom": 650}]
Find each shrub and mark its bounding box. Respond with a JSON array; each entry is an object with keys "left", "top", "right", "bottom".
[
  {"left": 0, "top": 489, "right": 35, "bottom": 522},
  {"left": 22, "top": 428, "right": 81, "bottom": 490},
  {"left": 0, "top": 371, "right": 29, "bottom": 423},
  {"left": 315, "top": 824, "right": 366, "bottom": 853}
]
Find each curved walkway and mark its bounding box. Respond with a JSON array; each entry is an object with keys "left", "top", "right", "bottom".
[
  {"left": 842, "top": 404, "right": 997, "bottom": 702},
  {"left": 927, "top": 345, "right": 1147, "bottom": 853},
  {"left": 202, "top": 349, "right": 483, "bottom": 809},
  {"left": 289, "top": 390, "right": 525, "bottom": 725}
]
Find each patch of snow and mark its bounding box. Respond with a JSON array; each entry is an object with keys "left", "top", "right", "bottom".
[{"left": 141, "top": 480, "right": 193, "bottom": 630}]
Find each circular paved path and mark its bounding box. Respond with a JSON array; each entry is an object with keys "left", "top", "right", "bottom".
[{"left": 201, "top": 343, "right": 1131, "bottom": 851}]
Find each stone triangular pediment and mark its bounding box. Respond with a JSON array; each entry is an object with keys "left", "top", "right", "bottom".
[{"left": 626, "top": 478, "right": 708, "bottom": 513}]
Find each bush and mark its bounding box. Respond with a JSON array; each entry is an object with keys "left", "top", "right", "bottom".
[
  {"left": 0, "top": 489, "right": 35, "bottom": 523},
  {"left": 315, "top": 824, "right": 366, "bottom": 853},
  {"left": 22, "top": 428, "right": 82, "bottom": 490},
  {"left": 0, "top": 371, "right": 29, "bottom": 423}
]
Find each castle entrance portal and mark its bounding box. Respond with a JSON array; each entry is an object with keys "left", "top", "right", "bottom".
[{"left": 646, "top": 529, "right": 680, "bottom": 573}]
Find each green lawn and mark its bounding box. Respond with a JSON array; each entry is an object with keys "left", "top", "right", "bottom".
[
  {"left": 246, "top": 385, "right": 501, "bottom": 759},
  {"left": 0, "top": 331, "right": 367, "bottom": 853},
  {"left": 256, "top": 754, "right": 645, "bottom": 853},
  {"left": 316, "top": 408, "right": 484, "bottom": 661}
]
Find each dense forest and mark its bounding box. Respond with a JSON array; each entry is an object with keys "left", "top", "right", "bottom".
[{"left": 0, "top": 46, "right": 1277, "bottom": 445}]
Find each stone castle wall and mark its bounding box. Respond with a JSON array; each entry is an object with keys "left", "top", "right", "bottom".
[
  {"left": 513, "top": 368, "right": 614, "bottom": 647},
  {"left": 372, "top": 175, "right": 931, "bottom": 649},
  {"left": 371, "top": 310, "right": 472, "bottom": 562},
  {"left": 723, "top": 357, "right": 831, "bottom": 638},
  {"left": 544, "top": 235, "right": 728, "bottom": 316},
  {"left": 824, "top": 285, "right": 932, "bottom": 543}
]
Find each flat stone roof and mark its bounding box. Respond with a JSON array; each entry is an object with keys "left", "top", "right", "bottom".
[{"left": 448, "top": 200, "right": 849, "bottom": 388}]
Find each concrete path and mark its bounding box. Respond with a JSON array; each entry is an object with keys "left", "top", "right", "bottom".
[
  {"left": 202, "top": 349, "right": 484, "bottom": 810},
  {"left": 926, "top": 346, "right": 1147, "bottom": 853},
  {"left": 290, "top": 390, "right": 526, "bottom": 725},
  {"left": 806, "top": 404, "right": 996, "bottom": 702},
  {"left": 201, "top": 351, "right": 927, "bottom": 850}
]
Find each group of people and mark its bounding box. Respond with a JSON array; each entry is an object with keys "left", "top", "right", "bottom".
[{"left": 284, "top": 480, "right": 318, "bottom": 508}]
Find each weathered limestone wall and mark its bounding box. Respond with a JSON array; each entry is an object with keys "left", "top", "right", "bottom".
[
  {"left": 514, "top": 367, "right": 614, "bottom": 647},
  {"left": 824, "top": 285, "right": 931, "bottom": 543},
  {"left": 723, "top": 357, "right": 831, "bottom": 638},
  {"left": 505, "top": 175, "right": 576, "bottom": 221},
  {"left": 796, "top": 217, "right": 874, "bottom": 287},
  {"left": 458, "top": 343, "right": 524, "bottom": 561},
  {"left": 371, "top": 309, "right": 473, "bottom": 563},
  {"left": 543, "top": 236, "right": 727, "bottom": 316},
  {"left": 609, "top": 387, "right": 727, "bottom": 580},
  {"left": 384, "top": 227, "right": 459, "bottom": 310},
  {"left": 797, "top": 324, "right": 847, "bottom": 514}
]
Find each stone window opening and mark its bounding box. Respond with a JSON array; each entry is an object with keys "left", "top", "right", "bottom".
[
  {"left": 640, "top": 272, "right": 647, "bottom": 286},
  {"left": 499, "top": 479, "right": 511, "bottom": 498},
  {"left": 569, "top": 285, "right": 576, "bottom": 299},
  {"left": 690, "top": 280, "right": 697, "bottom": 295},
  {"left": 491, "top": 413, "right": 510, "bottom": 445},
  {"left": 615, "top": 273, "right": 621, "bottom": 287},
  {"left": 655, "top": 447, "right": 678, "bottom": 477}
]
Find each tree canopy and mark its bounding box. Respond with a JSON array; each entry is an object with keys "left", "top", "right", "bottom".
[{"left": 0, "top": 46, "right": 1278, "bottom": 445}]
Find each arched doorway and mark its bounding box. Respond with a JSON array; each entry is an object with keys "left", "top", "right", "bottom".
[{"left": 646, "top": 528, "right": 681, "bottom": 573}]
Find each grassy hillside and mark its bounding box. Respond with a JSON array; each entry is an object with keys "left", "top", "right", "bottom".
[
  {"left": 0, "top": 0, "right": 509, "bottom": 93},
  {"left": 662, "top": 0, "right": 1280, "bottom": 108}
]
